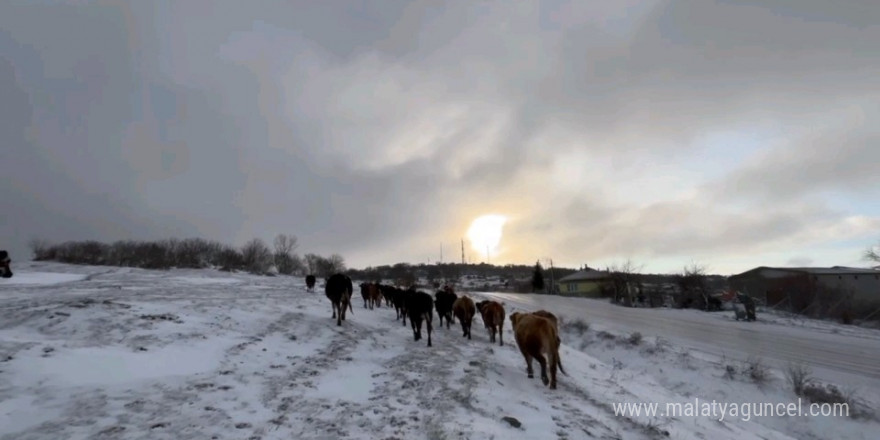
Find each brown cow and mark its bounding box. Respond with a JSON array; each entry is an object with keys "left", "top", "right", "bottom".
[
  {"left": 530, "top": 309, "right": 561, "bottom": 345},
  {"left": 531, "top": 310, "right": 558, "bottom": 328},
  {"left": 509, "top": 312, "right": 567, "bottom": 389},
  {"left": 359, "top": 282, "right": 372, "bottom": 309},
  {"left": 452, "top": 295, "right": 476, "bottom": 339},
  {"left": 368, "top": 283, "right": 383, "bottom": 309},
  {"left": 475, "top": 300, "right": 505, "bottom": 346}
]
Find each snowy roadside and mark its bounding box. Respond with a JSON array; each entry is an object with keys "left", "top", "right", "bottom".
[{"left": 0, "top": 263, "right": 876, "bottom": 439}]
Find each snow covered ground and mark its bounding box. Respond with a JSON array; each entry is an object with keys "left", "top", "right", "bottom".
[{"left": 1, "top": 262, "right": 877, "bottom": 439}]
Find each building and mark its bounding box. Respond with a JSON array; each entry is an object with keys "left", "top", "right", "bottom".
[
  {"left": 556, "top": 267, "right": 611, "bottom": 297},
  {"left": 728, "top": 266, "right": 880, "bottom": 315}
]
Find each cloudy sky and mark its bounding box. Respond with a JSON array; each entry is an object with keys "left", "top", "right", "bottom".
[{"left": 2, "top": 0, "right": 879, "bottom": 275}]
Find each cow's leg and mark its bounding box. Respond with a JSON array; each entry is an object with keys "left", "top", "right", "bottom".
[
  {"left": 499, "top": 324, "right": 503, "bottom": 346},
  {"left": 426, "top": 313, "right": 433, "bottom": 347},
  {"left": 466, "top": 320, "right": 472, "bottom": 339},
  {"left": 521, "top": 350, "right": 534, "bottom": 378},
  {"left": 535, "top": 354, "right": 549, "bottom": 386}
]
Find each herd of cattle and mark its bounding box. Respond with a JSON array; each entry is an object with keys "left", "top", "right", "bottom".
[{"left": 315, "top": 273, "right": 567, "bottom": 390}]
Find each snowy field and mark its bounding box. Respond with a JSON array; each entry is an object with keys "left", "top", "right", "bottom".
[{"left": 1, "top": 262, "right": 877, "bottom": 439}]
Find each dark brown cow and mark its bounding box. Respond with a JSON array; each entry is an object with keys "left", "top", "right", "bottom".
[
  {"left": 434, "top": 286, "right": 457, "bottom": 329},
  {"left": 452, "top": 295, "right": 476, "bottom": 339},
  {"left": 305, "top": 274, "right": 316, "bottom": 292},
  {"left": 475, "top": 300, "right": 505, "bottom": 346},
  {"left": 368, "top": 283, "right": 383, "bottom": 309},
  {"left": 325, "top": 273, "right": 353, "bottom": 326},
  {"left": 509, "top": 312, "right": 567, "bottom": 389},
  {"left": 0, "top": 250, "right": 11, "bottom": 278},
  {"left": 359, "top": 282, "right": 372, "bottom": 309}
]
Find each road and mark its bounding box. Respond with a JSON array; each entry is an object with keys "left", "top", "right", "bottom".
[{"left": 477, "top": 291, "right": 880, "bottom": 389}]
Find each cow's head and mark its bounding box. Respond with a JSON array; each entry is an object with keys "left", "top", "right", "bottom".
[{"left": 509, "top": 312, "right": 523, "bottom": 327}]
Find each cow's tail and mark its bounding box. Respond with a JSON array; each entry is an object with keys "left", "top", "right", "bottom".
[{"left": 555, "top": 342, "right": 567, "bottom": 376}]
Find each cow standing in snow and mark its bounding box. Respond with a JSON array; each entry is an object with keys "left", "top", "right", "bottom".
[
  {"left": 453, "top": 295, "right": 476, "bottom": 340},
  {"left": 509, "top": 311, "right": 567, "bottom": 389},
  {"left": 0, "top": 251, "right": 12, "bottom": 279},
  {"left": 476, "top": 300, "right": 505, "bottom": 346},
  {"left": 325, "top": 273, "right": 353, "bottom": 326},
  {"left": 405, "top": 288, "right": 434, "bottom": 347},
  {"left": 434, "top": 286, "right": 457, "bottom": 329}
]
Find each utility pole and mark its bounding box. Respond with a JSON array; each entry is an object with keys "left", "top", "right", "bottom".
[
  {"left": 440, "top": 243, "right": 443, "bottom": 264},
  {"left": 461, "top": 239, "right": 465, "bottom": 265},
  {"left": 486, "top": 245, "right": 490, "bottom": 265}
]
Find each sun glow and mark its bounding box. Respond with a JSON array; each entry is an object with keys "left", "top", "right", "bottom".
[{"left": 467, "top": 215, "right": 507, "bottom": 260}]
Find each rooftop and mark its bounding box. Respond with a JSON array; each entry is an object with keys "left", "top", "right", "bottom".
[
  {"left": 557, "top": 268, "right": 612, "bottom": 283},
  {"left": 731, "top": 266, "right": 880, "bottom": 278}
]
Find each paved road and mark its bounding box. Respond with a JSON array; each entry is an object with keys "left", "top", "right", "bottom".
[{"left": 476, "top": 291, "right": 880, "bottom": 388}]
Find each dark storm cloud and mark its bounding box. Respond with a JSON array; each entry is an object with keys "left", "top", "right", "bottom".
[{"left": 2, "top": 0, "right": 879, "bottom": 272}]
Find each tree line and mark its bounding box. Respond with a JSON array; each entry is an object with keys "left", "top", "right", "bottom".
[{"left": 28, "top": 235, "right": 346, "bottom": 277}]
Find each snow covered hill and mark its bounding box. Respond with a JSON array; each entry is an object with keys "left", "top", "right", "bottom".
[{"left": 0, "top": 263, "right": 876, "bottom": 439}]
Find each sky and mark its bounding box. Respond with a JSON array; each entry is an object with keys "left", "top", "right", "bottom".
[{"left": 2, "top": 0, "right": 879, "bottom": 276}]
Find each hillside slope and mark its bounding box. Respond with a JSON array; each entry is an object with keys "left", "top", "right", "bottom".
[{"left": 0, "top": 263, "right": 870, "bottom": 439}]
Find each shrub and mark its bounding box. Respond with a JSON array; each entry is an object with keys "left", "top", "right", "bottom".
[
  {"left": 628, "top": 331, "right": 643, "bottom": 346},
  {"left": 744, "top": 357, "right": 770, "bottom": 385},
  {"left": 785, "top": 362, "right": 813, "bottom": 396},
  {"left": 241, "top": 238, "right": 272, "bottom": 274}
]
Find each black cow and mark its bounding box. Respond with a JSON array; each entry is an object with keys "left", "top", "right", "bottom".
[
  {"left": 305, "top": 274, "right": 316, "bottom": 292},
  {"left": 392, "top": 287, "right": 410, "bottom": 325},
  {"left": 378, "top": 284, "right": 395, "bottom": 307},
  {"left": 359, "top": 282, "right": 372, "bottom": 308},
  {"left": 405, "top": 288, "right": 434, "bottom": 347},
  {"left": 0, "top": 251, "right": 11, "bottom": 279},
  {"left": 434, "top": 286, "right": 457, "bottom": 329},
  {"left": 325, "top": 273, "right": 353, "bottom": 326}
]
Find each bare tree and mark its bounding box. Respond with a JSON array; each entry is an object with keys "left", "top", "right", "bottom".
[
  {"left": 303, "top": 253, "right": 347, "bottom": 278},
  {"left": 677, "top": 262, "right": 710, "bottom": 309},
  {"left": 325, "top": 253, "right": 346, "bottom": 275},
  {"left": 241, "top": 238, "right": 272, "bottom": 274},
  {"left": 608, "top": 259, "right": 644, "bottom": 306},
  {"left": 273, "top": 234, "right": 299, "bottom": 275},
  {"left": 865, "top": 241, "right": 880, "bottom": 264},
  {"left": 273, "top": 234, "right": 298, "bottom": 255},
  {"left": 28, "top": 238, "right": 52, "bottom": 260}
]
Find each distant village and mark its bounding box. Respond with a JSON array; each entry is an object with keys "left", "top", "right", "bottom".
[{"left": 343, "top": 259, "right": 880, "bottom": 325}]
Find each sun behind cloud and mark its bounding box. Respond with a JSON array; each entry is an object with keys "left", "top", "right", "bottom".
[{"left": 467, "top": 214, "right": 507, "bottom": 261}]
